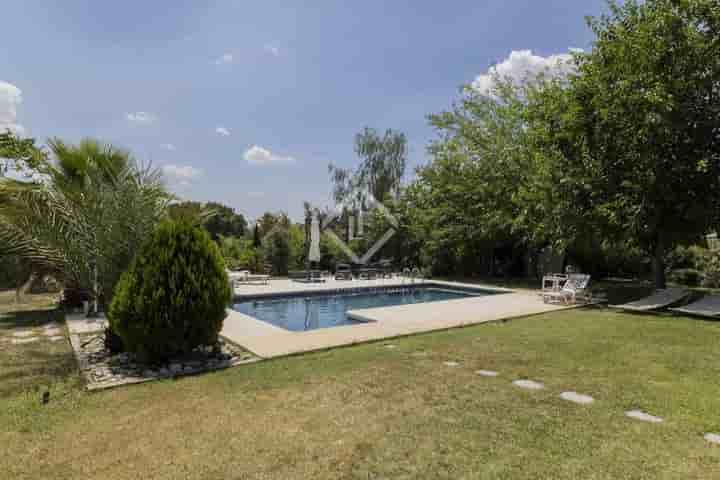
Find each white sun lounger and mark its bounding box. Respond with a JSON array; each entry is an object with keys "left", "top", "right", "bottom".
[
  {"left": 669, "top": 295, "right": 720, "bottom": 318},
  {"left": 610, "top": 288, "right": 689, "bottom": 312},
  {"left": 227, "top": 270, "right": 270, "bottom": 286},
  {"left": 541, "top": 273, "right": 592, "bottom": 305}
]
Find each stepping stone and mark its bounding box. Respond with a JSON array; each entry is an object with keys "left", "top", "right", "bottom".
[
  {"left": 560, "top": 391, "right": 594, "bottom": 405},
  {"left": 625, "top": 410, "right": 663, "bottom": 423},
  {"left": 704, "top": 433, "right": 720, "bottom": 445},
  {"left": 13, "top": 330, "right": 35, "bottom": 338},
  {"left": 512, "top": 379, "right": 544, "bottom": 390},
  {"left": 443, "top": 361, "right": 460, "bottom": 367},
  {"left": 12, "top": 337, "right": 39, "bottom": 345},
  {"left": 476, "top": 370, "right": 499, "bottom": 377}
]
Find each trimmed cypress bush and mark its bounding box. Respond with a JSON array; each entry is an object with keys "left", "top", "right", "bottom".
[{"left": 109, "top": 219, "right": 232, "bottom": 362}]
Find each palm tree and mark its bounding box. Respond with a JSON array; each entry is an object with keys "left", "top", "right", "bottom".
[{"left": 0, "top": 138, "right": 171, "bottom": 311}]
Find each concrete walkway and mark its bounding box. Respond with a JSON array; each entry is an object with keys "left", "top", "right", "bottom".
[{"left": 222, "top": 278, "right": 568, "bottom": 358}]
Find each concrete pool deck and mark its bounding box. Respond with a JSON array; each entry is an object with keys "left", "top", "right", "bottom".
[{"left": 221, "top": 278, "right": 570, "bottom": 358}]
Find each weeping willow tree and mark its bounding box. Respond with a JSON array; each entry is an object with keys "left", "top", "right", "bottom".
[{"left": 0, "top": 136, "right": 171, "bottom": 309}]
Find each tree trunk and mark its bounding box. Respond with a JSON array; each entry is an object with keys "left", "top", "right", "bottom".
[
  {"left": 15, "top": 271, "right": 36, "bottom": 303},
  {"left": 652, "top": 233, "right": 667, "bottom": 290}
]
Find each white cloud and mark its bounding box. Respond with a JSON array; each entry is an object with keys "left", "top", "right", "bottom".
[
  {"left": 243, "top": 145, "right": 296, "bottom": 166},
  {"left": 264, "top": 45, "right": 280, "bottom": 57},
  {"left": 0, "top": 81, "right": 24, "bottom": 134},
  {"left": 214, "top": 53, "right": 233, "bottom": 65},
  {"left": 126, "top": 111, "right": 156, "bottom": 124},
  {"left": 161, "top": 143, "right": 176, "bottom": 151},
  {"left": 472, "top": 49, "right": 578, "bottom": 95},
  {"left": 162, "top": 164, "right": 202, "bottom": 183},
  {"left": 215, "top": 126, "right": 231, "bottom": 136}
]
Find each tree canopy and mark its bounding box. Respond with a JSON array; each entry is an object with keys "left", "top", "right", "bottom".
[
  {"left": 167, "top": 200, "right": 247, "bottom": 241},
  {"left": 526, "top": 0, "right": 720, "bottom": 287},
  {"left": 329, "top": 127, "right": 408, "bottom": 206},
  {"left": 409, "top": 0, "right": 720, "bottom": 286}
]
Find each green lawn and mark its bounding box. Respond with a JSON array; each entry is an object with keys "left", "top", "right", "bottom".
[{"left": 2, "top": 294, "right": 720, "bottom": 479}]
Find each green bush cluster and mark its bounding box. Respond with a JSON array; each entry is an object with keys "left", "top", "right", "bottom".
[
  {"left": 109, "top": 220, "right": 232, "bottom": 362},
  {"left": 665, "top": 245, "right": 711, "bottom": 286},
  {"left": 702, "top": 250, "right": 720, "bottom": 288}
]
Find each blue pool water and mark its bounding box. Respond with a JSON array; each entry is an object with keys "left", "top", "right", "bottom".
[{"left": 233, "top": 286, "right": 490, "bottom": 332}]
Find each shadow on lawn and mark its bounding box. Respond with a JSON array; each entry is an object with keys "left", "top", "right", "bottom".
[
  {"left": 0, "top": 347, "right": 77, "bottom": 396},
  {"left": 0, "top": 308, "right": 65, "bottom": 331},
  {"left": 0, "top": 297, "right": 77, "bottom": 398}
]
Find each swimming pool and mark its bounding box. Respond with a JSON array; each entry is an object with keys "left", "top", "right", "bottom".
[{"left": 233, "top": 285, "right": 494, "bottom": 332}]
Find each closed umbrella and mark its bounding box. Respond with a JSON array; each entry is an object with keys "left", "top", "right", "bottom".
[{"left": 308, "top": 212, "right": 321, "bottom": 263}]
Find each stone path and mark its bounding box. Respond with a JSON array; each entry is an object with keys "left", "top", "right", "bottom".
[
  {"left": 13, "top": 329, "right": 35, "bottom": 338},
  {"left": 7, "top": 321, "right": 67, "bottom": 345},
  {"left": 512, "top": 379, "right": 544, "bottom": 390},
  {"left": 625, "top": 410, "right": 663, "bottom": 423},
  {"left": 455, "top": 363, "right": 717, "bottom": 444},
  {"left": 560, "top": 391, "right": 594, "bottom": 405}
]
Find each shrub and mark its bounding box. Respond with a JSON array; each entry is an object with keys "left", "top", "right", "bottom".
[
  {"left": 668, "top": 268, "right": 704, "bottom": 287},
  {"left": 665, "top": 245, "right": 708, "bottom": 272},
  {"left": 262, "top": 229, "right": 290, "bottom": 275},
  {"left": 702, "top": 250, "right": 720, "bottom": 288},
  {"left": 109, "top": 220, "right": 232, "bottom": 362}
]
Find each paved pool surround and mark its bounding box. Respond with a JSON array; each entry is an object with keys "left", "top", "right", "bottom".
[{"left": 222, "top": 277, "right": 570, "bottom": 358}]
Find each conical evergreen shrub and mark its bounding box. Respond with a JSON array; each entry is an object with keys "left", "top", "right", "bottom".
[{"left": 109, "top": 219, "right": 232, "bottom": 362}]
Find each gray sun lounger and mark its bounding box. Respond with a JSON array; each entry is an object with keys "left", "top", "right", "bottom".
[
  {"left": 669, "top": 295, "right": 720, "bottom": 318},
  {"left": 610, "top": 288, "right": 689, "bottom": 312}
]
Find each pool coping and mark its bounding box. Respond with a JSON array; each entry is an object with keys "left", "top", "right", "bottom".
[{"left": 221, "top": 278, "right": 569, "bottom": 359}]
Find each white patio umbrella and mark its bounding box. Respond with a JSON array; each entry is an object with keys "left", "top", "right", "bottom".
[{"left": 308, "top": 211, "right": 321, "bottom": 263}]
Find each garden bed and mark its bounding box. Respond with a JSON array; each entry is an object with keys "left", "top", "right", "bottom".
[{"left": 69, "top": 331, "right": 260, "bottom": 391}]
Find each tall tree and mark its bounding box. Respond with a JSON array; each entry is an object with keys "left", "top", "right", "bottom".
[
  {"left": 329, "top": 127, "right": 408, "bottom": 206},
  {"left": 528, "top": 0, "right": 720, "bottom": 288},
  {"left": 203, "top": 202, "right": 247, "bottom": 240},
  {"left": 415, "top": 79, "right": 540, "bottom": 275}
]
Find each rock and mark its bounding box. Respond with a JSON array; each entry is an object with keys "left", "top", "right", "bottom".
[
  {"left": 512, "top": 379, "right": 544, "bottom": 390},
  {"left": 625, "top": 410, "right": 663, "bottom": 423},
  {"left": 560, "top": 391, "right": 594, "bottom": 405},
  {"left": 443, "top": 361, "right": 460, "bottom": 367},
  {"left": 704, "top": 433, "right": 720, "bottom": 445},
  {"left": 11, "top": 337, "right": 39, "bottom": 345},
  {"left": 43, "top": 328, "right": 63, "bottom": 336},
  {"left": 48, "top": 336, "right": 64, "bottom": 342},
  {"left": 13, "top": 330, "right": 35, "bottom": 338},
  {"left": 476, "top": 370, "right": 499, "bottom": 377}
]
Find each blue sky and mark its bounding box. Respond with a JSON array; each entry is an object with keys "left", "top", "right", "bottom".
[{"left": 0, "top": 1, "right": 608, "bottom": 221}]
